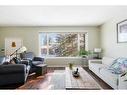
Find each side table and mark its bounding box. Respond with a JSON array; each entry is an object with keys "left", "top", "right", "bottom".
[{"left": 35, "top": 64, "right": 47, "bottom": 76}]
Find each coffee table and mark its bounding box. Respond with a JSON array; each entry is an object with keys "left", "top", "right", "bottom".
[{"left": 65, "top": 67, "right": 101, "bottom": 90}]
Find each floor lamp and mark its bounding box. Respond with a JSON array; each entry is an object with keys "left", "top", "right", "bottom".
[
  {"left": 10, "top": 46, "right": 27, "bottom": 63},
  {"left": 18, "top": 46, "right": 27, "bottom": 59}
]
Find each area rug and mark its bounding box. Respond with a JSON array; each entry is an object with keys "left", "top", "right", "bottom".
[{"left": 18, "top": 69, "right": 65, "bottom": 90}]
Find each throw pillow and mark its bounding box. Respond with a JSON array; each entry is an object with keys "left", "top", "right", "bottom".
[
  {"left": 108, "top": 57, "right": 127, "bottom": 74},
  {"left": 10, "top": 57, "right": 21, "bottom": 64},
  {"left": 10, "top": 59, "right": 16, "bottom": 64},
  {"left": 2, "top": 61, "right": 10, "bottom": 65}
]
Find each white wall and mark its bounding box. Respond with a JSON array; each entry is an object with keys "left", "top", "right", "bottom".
[
  {"left": 100, "top": 15, "right": 127, "bottom": 58},
  {"left": 0, "top": 26, "right": 100, "bottom": 66}
]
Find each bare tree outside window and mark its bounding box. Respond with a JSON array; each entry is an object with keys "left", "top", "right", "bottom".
[{"left": 39, "top": 33, "right": 86, "bottom": 57}]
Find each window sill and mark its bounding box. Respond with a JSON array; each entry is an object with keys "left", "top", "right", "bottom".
[{"left": 45, "top": 57, "right": 82, "bottom": 59}]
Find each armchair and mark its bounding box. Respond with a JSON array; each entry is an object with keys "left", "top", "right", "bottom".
[
  {"left": 21, "top": 52, "right": 46, "bottom": 74},
  {"left": 0, "top": 56, "right": 30, "bottom": 86}
]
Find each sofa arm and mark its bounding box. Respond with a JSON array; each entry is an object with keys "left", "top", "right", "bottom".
[
  {"left": 21, "top": 60, "right": 30, "bottom": 65},
  {"left": 0, "top": 64, "right": 26, "bottom": 74},
  {"left": 22, "top": 58, "right": 32, "bottom": 61},
  {"left": 33, "top": 57, "right": 44, "bottom": 62},
  {"left": 89, "top": 59, "right": 102, "bottom": 64},
  {"left": 118, "top": 73, "right": 127, "bottom": 89}
]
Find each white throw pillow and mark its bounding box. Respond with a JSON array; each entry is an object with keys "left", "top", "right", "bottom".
[{"left": 102, "top": 57, "right": 115, "bottom": 66}]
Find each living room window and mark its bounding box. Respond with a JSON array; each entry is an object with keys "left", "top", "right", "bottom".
[{"left": 39, "top": 32, "right": 87, "bottom": 57}]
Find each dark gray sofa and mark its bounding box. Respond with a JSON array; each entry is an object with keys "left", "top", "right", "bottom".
[{"left": 0, "top": 56, "right": 30, "bottom": 86}]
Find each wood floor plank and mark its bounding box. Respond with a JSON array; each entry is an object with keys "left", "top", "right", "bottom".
[
  {"left": 15, "top": 67, "right": 112, "bottom": 90},
  {"left": 65, "top": 67, "right": 72, "bottom": 88}
]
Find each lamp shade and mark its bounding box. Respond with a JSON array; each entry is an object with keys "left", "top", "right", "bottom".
[
  {"left": 94, "top": 48, "right": 101, "bottom": 53},
  {"left": 18, "top": 46, "right": 27, "bottom": 53}
]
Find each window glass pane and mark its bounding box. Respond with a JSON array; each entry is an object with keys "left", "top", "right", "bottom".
[
  {"left": 41, "top": 47, "right": 47, "bottom": 56},
  {"left": 79, "top": 33, "right": 85, "bottom": 50},
  {"left": 40, "top": 33, "right": 47, "bottom": 45},
  {"left": 39, "top": 33, "right": 86, "bottom": 57},
  {"left": 49, "top": 33, "right": 63, "bottom": 44},
  {"left": 39, "top": 33, "right": 47, "bottom": 56},
  {"left": 59, "top": 34, "right": 78, "bottom": 56},
  {"left": 49, "top": 44, "right": 61, "bottom": 57}
]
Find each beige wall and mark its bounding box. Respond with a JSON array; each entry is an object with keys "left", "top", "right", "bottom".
[
  {"left": 100, "top": 16, "right": 127, "bottom": 58},
  {"left": 0, "top": 27, "right": 39, "bottom": 56},
  {"left": 0, "top": 26, "right": 100, "bottom": 56},
  {"left": 45, "top": 57, "right": 84, "bottom": 67}
]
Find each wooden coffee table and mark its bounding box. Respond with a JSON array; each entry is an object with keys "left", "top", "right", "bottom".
[{"left": 65, "top": 67, "right": 101, "bottom": 90}]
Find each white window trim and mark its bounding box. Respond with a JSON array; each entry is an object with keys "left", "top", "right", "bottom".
[{"left": 39, "top": 32, "right": 87, "bottom": 57}]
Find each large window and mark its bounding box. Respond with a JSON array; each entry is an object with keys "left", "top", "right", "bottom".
[{"left": 39, "top": 33, "right": 87, "bottom": 57}]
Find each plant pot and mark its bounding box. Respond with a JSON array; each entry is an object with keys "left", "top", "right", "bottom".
[
  {"left": 82, "top": 55, "right": 88, "bottom": 58},
  {"left": 69, "top": 63, "right": 73, "bottom": 69}
]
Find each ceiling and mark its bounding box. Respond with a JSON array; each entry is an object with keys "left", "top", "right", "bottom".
[{"left": 0, "top": 6, "right": 127, "bottom": 26}]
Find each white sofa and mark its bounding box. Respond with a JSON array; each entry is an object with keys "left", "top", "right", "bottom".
[{"left": 88, "top": 57, "right": 127, "bottom": 89}]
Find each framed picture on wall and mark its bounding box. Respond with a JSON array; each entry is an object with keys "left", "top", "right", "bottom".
[
  {"left": 5, "top": 38, "right": 23, "bottom": 56},
  {"left": 117, "top": 19, "right": 127, "bottom": 43}
]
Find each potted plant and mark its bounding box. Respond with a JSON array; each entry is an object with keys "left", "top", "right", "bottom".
[
  {"left": 69, "top": 63, "right": 73, "bottom": 69},
  {"left": 79, "top": 49, "right": 89, "bottom": 58}
]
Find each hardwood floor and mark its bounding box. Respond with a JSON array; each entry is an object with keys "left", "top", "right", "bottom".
[
  {"left": 18, "top": 67, "right": 112, "bottom": 90},
  {"left": 18, "top": 67, "right": 65, "bottom": 90},
  {"left": 0, "top": 67, "right": 113, "bottom": 90}
]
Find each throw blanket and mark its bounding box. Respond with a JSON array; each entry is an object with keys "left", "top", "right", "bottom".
[{"left": 108, "top": 57, "right": 127, "bottom": 74}]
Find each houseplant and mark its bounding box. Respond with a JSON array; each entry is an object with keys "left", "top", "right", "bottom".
[
  {"left": 69, "top": 63, "right": 73, "bottom": 69},
  {"left": 79, "top": 49, "right": 89, "bottom": 57}
]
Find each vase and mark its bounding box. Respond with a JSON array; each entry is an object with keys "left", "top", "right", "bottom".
[{"left": 69, "top": 63, "right": 73, "bottom": 69}]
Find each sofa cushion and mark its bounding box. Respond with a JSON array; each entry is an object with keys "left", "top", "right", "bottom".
[
  {"left": 32, "top": 61, "right": 43, "bottom": 66},
  {"left": 23, "top": 52, "right": 35, "bottom": 59},
  {"left": 99, "top": 68, "right": 118, "bottom": 88},
  {"left": 33, "top": 57, "right": 44, "bottom": 62},
  {"left": 108, "top": 57, "right": 127, "bottom": 74},
  {"left": 0, "top": 64, "right": 26, "bottom": 74},
  {"left": 89, "top": 63, "right": 106, "bottom": 74},
  {"left": 102, "top": 57, "right": 115, "bottom": 66},
  {"left": 119, "top": 72, "right": 127, "bottom": 89}
]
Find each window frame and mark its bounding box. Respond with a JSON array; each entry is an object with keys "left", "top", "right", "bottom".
[{"left": 39, "top": 32, "right": 87, "bottom": 57}]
